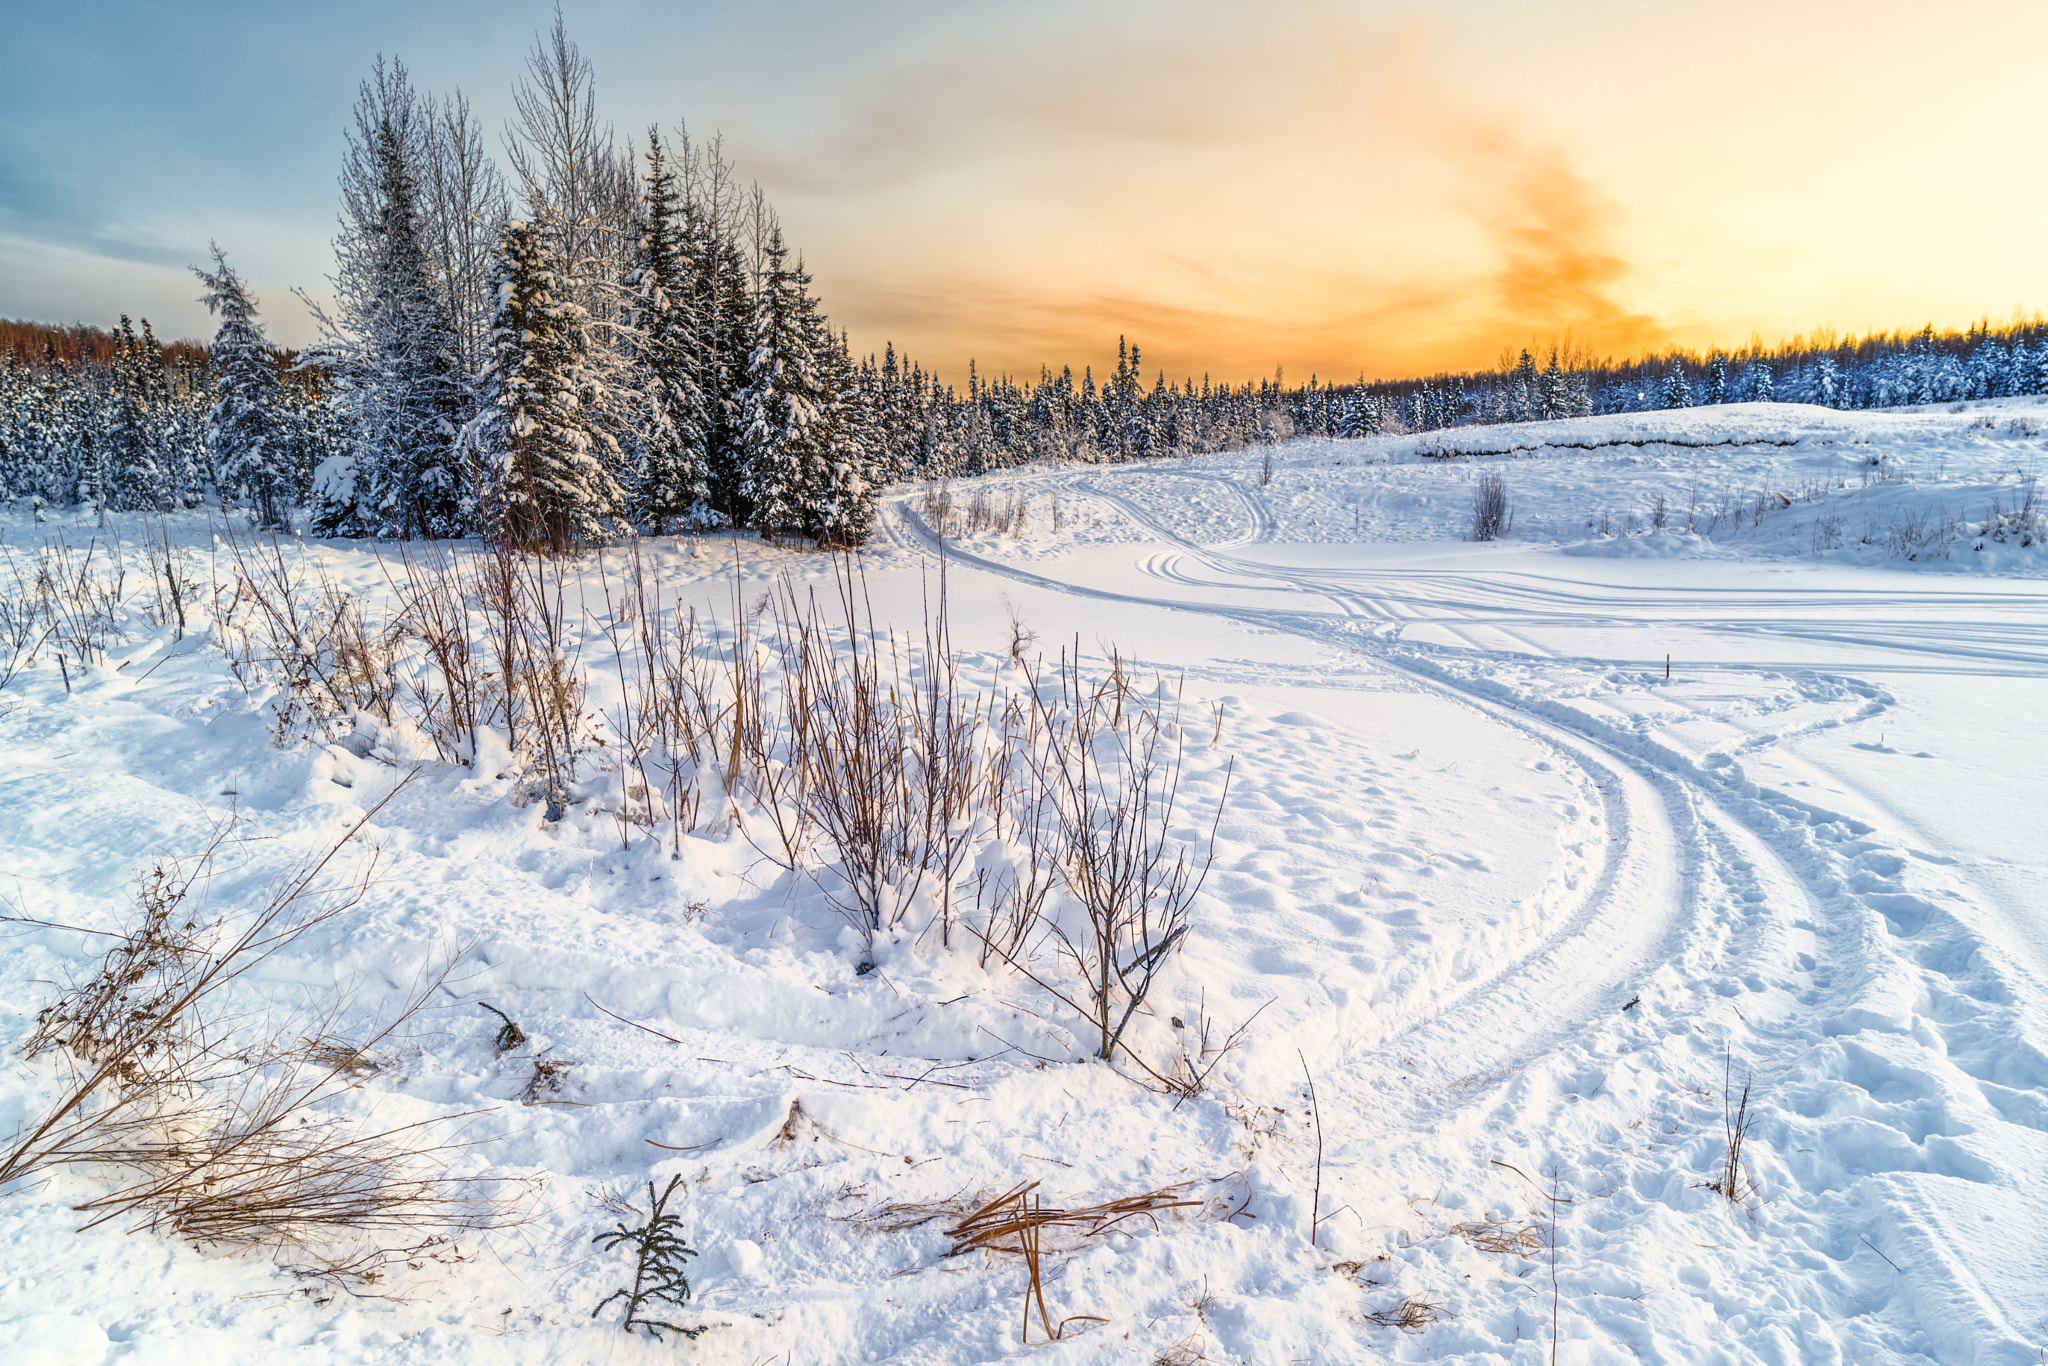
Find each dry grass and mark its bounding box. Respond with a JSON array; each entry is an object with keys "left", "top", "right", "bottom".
[
  {"left": 943, "top": 1180, "right": 1203, "bottom": 1257},
  {"left": 217, "top": 531, "right": 402, "bottom": 745},
  {"left": 0, "top": 544, "right": 54, "bottom": 695},
  {"left": 1362, "top": 1295, "right": 1454, "bottom": 1333},
  {"left": 36, "top": 533, "right": 127, "bottom": 669},
  {"left": 1711, "top": 1050, "right": 1758, "bottom": 1203},
  {"left": 919, "top": 483, "right": 1029, "bottom": 539},
  {"left": 0, "top": 792, "right": 511, "bottom": 1277},
  {"left": 39, "top": 525, "right": 1237, "bottom": 1089},
  {"left": 943, "top": 1181, "right": 1199, "bottom": 1343},
  {"left": 478, "top": 1003, "right": 526, "bottom": 1054},
  {"left": 852, "top": 1178, "right": 1205, "bottom": 1343},
  {"left": 517, "top": 1057, "right": 576, "bottom": 1105},
  {"left": 1470, "top": 468, "right": 1511, "bottom": 541},
  {"left": 982, "top": 649, "right": 1231, "bottom": 1067},
  {"left": 1450, "top": 1219, "right": 1544, "bottom": 1256}
]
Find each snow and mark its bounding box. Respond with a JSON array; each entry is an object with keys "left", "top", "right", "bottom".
[{"left": 3, "top": 397, "right": 2046, "bottom": 1363}]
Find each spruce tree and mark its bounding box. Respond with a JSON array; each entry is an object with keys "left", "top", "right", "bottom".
[
  {"left": 1511, "top": 349, "right": 1539, "bottom": 421},
  {"left": 623, "top": 129, "right": 712, "bottom": 531},
  {"left": 107, "top": 316, "right": 169, "bottom": 512},
  {"left": 0, "top": 351, "right": 29, "bottom": 500},
  {"left": 1538, "top": 353, "right": 1572, "bottom": 421},
  {"left": 467, "top": 219, "right": 622, "bottom": 549},
  {"left": 310, "top": 58, "right": 468, "bottom": 538},
  {"left": 195, "top": 245, "right": 298, "bottom": 528},
  {"left": 735, "top": 228, "right": 825, "bottom": 536},
  {"left": 1813, "top": 355, "right": 1841, "bottom": 407},
  {"left": 1659, "top": 360, "right": 1693, "bottom": 409},
  {"left": 1704, "top": 354, "right": 1731, "bottom": 405},
  {"left": 803, "top": 331, "right": 878, "bottom": 545},
  {"left": 1746, "top": 360, "right": 1774, "bottom": 402},
  {"left": 701, "top": 231, "right": 755, "bottom": 524},
  {"left": 368, "top": 115, "right": 468, "bottom": 535}
]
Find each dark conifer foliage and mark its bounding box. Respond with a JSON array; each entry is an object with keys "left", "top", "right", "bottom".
[
  {"left": 307, "top": 57, "right": 473, "bottom": 538},
  {"left": 195, "top": 245, "right": 300, "bottom": 529},
  {"left": 467, "top": 219, "right": 622, "bottom": 551},
  {"left": 623, "top": 129, "right": 713, "bottom": 531},
  {"left": 737, "top": 228, "right": 827, "bottom": 537}
]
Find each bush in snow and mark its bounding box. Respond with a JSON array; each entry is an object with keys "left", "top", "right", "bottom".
[{"left": 1470, "top": 468, "right": 1511, "bottom": 541}]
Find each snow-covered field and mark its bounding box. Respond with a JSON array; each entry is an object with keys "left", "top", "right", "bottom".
[{"left": 3, "top": 398, "right": 2046, "bottom": 1364}]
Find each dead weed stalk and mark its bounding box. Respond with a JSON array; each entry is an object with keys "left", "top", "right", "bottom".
[
  {"left": 945, "top": 1180, "right": 1200, "bottom": 1343},
  {"left": 0, "top": 785, "right": 509, "bottom": 1270}
]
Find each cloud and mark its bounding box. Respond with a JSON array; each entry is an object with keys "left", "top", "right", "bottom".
[
  {"left": 781, "top": 5, "right": 1673, "bottom": 381},
  {"left": 1438, "top": 125, "right": 1670, "bottom": 364}
]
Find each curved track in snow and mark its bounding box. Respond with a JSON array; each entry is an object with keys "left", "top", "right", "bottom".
[{"left": 880, "top": 456, "right": 2048, "bottom": 1361}]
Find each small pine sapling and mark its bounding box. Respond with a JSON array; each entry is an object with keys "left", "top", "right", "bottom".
[{"left": 592, "top": 1175, "right": 705, "bottom": 1340}]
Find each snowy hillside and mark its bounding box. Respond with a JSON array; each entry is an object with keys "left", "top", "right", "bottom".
[{"left": 2, "top": 398, "right": 2046, "bottom": 1365}]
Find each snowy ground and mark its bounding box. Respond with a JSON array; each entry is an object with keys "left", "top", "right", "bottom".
[{"left": 2, "top": 398, "right": 2046, "bottom": 1364}]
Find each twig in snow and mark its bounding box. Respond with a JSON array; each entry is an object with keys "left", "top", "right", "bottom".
[
  {"left": 1860, "top": 1234, "right": 1902, "bottom": 1273},
  {"left": 1299, "top": 1049, "right": 1324, "bottom": 1248},
  {"left": 583, "top": 992, "right": 684, "bottom": 1045}
]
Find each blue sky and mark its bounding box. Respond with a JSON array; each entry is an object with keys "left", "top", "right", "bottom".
[{"left": 6, "top": 1, "right": 2047, "bottom": 380}]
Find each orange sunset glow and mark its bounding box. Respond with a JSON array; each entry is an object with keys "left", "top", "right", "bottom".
[{"left": 732, "top": 1, "right": 2048, "bottom": 382}]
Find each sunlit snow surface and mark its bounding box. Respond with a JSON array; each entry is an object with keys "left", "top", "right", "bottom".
[{"left": 2, "top": 399, "right": 2045, "bottom": 1364}]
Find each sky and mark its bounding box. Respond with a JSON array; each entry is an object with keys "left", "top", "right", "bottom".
[{"left": 5, "top": 0, "right": 2047, "bottom": 384}]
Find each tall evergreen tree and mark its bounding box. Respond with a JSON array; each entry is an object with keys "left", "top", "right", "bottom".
[
  {"left": 1659, "top": 360, "right": 1693, "bottom": 409},
  {"left": 1537, "top": 352, "right": 1573, "bottom": 420},
  {"left": 1746, "top": 359, "right": 1774, "bottom": 402},
  {"left": 1704, "top": 353, "right": 1731, "bottom": 405},
  {"left": 105, "top": 315, "right": 169, "bottom": 511},
  {"left": 1510, "top": 348, "right": 1540, "bottom": 421},
  {"left": 306, "top": 59, "right": 469, "bottom": 536},
  {"left": 803, "top": 331, "right": 878, "bottom": 545},
  {"left": 701, "top": 229, "right": 755, "bottom": 523},
  {"left": 369, "top": 114, "right": 467, "bottom": 534},
  {"left": 466, "top": 219, "right": 622, "bottom": 549},
  {"left": 735, "top": 227, "right": 825, "bottom": 536},
  {"left": 623, "top": 129, "right": 712, "bottom": 530},
  {"left": 1813, "top": 355, "right": 1841, "bottom": 407},
  {"left": 195, "top": 245, "right": 297, "bottom": 528}
]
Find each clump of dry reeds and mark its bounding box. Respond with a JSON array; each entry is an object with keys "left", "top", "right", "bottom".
[
  {"left": 217, "top": 532, "right": 402, "bottom": 745},
  {"left": 0, "top": 792, "right": 508, "bottom": 1277},
  {"left": 1450, "top": 1218, "right": 1544, "bottom": 1256},
  {"left": 38, "top": 533, "right": 128, "bottom": 669},
  {"left": 919, "top": 483, "right": 1029, "bottom": 539},
  {"left": 1469, "top": 468, "right": 1511, "bottom": 541},
  {"left": 517, "top": 1057, "right": 576, "bottom": 1105},
  {"left": 194, "top": 527, "right": 1235, "bottom": 1080},
  {"left": 982, "top": 649, "right": 1231, "bottom": 1066},
  {"left": 1362, "top": 1295, "right": 1453, "bottom": 1333},
  {"left": 0, "top": 545, "right": 54, "bottom": 695},
  {"left": 925, "top": 1180, "right": 1201, "bottom": 1344}
]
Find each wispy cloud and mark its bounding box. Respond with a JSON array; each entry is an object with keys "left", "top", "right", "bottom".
[{"left": 795, "top": 9, "right": 1671, "bottom": 379}]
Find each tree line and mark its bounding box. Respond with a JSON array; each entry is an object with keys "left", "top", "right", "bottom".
[{"left": 1339, "top": 320, "right": 2048, "bottom": 434}]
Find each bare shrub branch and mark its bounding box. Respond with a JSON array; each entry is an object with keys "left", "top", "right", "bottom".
[
  {"left": 1470, "top": 468, "right": 1511, "bottom": 542},
  {"left": 1, "top": 780, "right": 510, "bottom": 1269}
]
